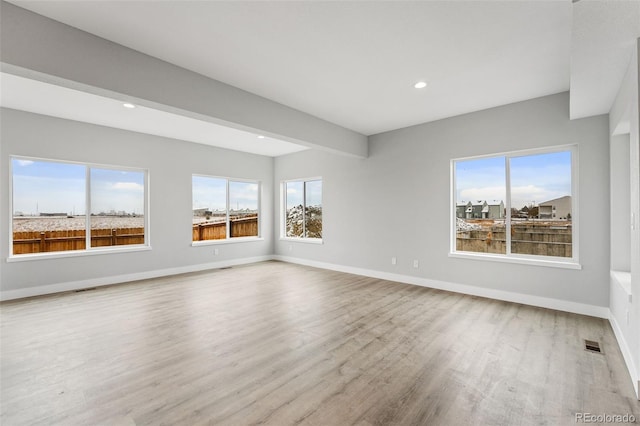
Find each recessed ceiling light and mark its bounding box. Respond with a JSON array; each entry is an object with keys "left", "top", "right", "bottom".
[
  {"left": 123, "top": 103, "right": 136, "bottom": 109},
  {"left": 414, "top": 81, "right": 427, "bottom": 89},
  {"left": 257, "top": 135, "right": 265, "bottom": 139}
]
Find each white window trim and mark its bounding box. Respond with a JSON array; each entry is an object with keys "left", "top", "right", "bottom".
[
  {"left": 7, "top": 245, "right": 152, "bottom": 263},
  {"left": 450, "top": 144, "right": 580, "bottom": 269},
  {"left": 280, "top": 237, "right": 324, "bottom": 244},
  {"left": 191, "top": 174, "right": 261, "bottom": 244},
  {"left": 9, "top": 155, "right": 150, "bottom": 261},
  {"left": 281, "top": 176, "right": 323, "bottom": 242},
  {"left": 191, "top": 237, "right": 264, "bottom": 247},
  {"left": 448, "top": 252, "right": 582, "bottom": 270}
]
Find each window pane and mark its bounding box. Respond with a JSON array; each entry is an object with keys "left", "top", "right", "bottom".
[
  {"left": 12, "top": 159, "right": 86, "bottom": 255},
  {"left": 455, "top": 157, "right": 506, "bottom": 254},
  {"left": 90, "top": 168, "right": 145, "bottom": 247},
  {"left": 192, "top": 176, "right": 227, "bottom": 241},
  {"left": 285, "top": 181, "right": 304, "bottom": 237},
  {"left": 510, "top": 151, "right": 572, "bottom": 257},
  {"left": 304, "top": 180, "right": 322, "bottom": 238},
  {"left": 229, "top": 181, "right": 259, "bottom": 237}
]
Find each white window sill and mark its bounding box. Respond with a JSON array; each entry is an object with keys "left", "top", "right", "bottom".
[
  {"left": 192, "top": 237, "right": 264, "bottom": 246},
  {"left": 610, "top": 270, "right": 632, "bottom": 298},
  {"left": 280, "top": 237, "right": 323, "bottom": 245},
  {"left": 448, "top": 251, "right": 582, "bottom": 270},
  {"left": 7, "top": 245, "right": 152, "bottom": 262}
]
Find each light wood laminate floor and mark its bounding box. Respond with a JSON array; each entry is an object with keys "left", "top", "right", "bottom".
[{"left": 1, "top": 261, "right": 638, "bottom": 425}]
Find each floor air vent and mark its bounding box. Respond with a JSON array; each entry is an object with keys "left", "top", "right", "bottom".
[{"left": 585, "top": 340, "right": 602, "bottom": 354}]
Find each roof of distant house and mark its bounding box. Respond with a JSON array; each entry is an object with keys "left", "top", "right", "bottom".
[{"left": 539, "top": 195, "right": 571, "bottom": 206}]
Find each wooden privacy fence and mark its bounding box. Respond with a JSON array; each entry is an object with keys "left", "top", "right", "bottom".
[
  {"left": 14, "top": 216, "right": 259, "bottom": 254},
  {"left": 456, "top": 225, "right": 572, "bottom": 257},
  {"left": 13, "top": 227, "right": 145, "bottom": 255},
  {"left": 193, "top": 216, "right": 258, "bottom": 241}
]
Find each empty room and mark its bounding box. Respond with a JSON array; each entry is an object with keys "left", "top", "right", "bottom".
[{"left": 1, "top": 1, "right": 639, "bottom": 425}]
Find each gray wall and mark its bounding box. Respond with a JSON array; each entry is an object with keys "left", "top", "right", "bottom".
[
  {"left": 611, "top": 133, "right": 631, "bottom": 272},
  {"left": 1, "top": 108, "right": 274, "bottom": 294},
  {"left": 274, "top": 92, "right": 610, "bottom": 308},
  {"left": 1, "top": 93, "right": 612, "bottom": 310}
]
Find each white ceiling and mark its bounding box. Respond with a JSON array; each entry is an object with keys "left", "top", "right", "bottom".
[
  {"left": 3, "top": 1, "right": 639, "bottom": 145},
  {"left": 570, "top": 0, "right": 640, "bottom": 120},
  {"left": 0, "top": 73, "right": 308, "bottom": 157}
]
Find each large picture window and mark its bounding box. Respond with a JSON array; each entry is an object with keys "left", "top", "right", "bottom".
[
  {"left": 11, "top": 157, "right": 147, "bottom": 257},
  {"left": 452, "top": 146, "right": 577, "bottom": 265},
  {"left": 192, "top": 175, "right": 260, "bottom": 242},
  {"left": 283, "top": 178, "right": 322, "bottom": 240}
]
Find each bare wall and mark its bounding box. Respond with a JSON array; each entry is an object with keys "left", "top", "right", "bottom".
[{"left": 274, "top": 92, "right": 610, "bottom": 308}]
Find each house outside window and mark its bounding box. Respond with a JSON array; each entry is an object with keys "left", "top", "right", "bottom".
[{"left": 451, "top": 146, "right": 578, "bottom": 267}]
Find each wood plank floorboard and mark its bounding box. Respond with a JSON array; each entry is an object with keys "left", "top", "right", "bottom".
[{"left": 1, "top": 261, "right": 638, "bottom": 425}]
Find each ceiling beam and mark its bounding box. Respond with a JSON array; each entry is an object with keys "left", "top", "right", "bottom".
[{"left": 0, "top": 2, "right": 367, "bottom": 158}]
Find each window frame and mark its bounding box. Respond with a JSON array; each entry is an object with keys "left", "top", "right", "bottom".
[
  {"left": 8, "top": 155, "right": 150, "bottom": 262},
  {"left": 191, "top": 174, "right": 262, "bottom": 246},
  {"left": 280, "top": 177, "right": 323, "bottom": 244},
  {"left": 449, "top": 145, "right": 580, "bottom": 269}
]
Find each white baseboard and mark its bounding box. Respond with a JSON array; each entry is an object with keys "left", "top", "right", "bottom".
[
  {"left": 3, "top": 254, "right": 612, "bottom": 319},
  {"left": 0, "top": 255, "right": 272, "bottom": 301},
  {"left": 609, "top": 312, "right": 640, "bottom": 399},
  {"left": 273, "top": 255, "right": 610, "bottom": 319}
]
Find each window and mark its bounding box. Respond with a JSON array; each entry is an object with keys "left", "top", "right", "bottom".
[
  {"left": 452, "top": 146, "right": 576, "bottom": 264},
  {"left": 192, "top": 175, "right": 260, "bottom": 242},
  {"left": 283, "top": 178, "right": 322, "bottom": 240},
  {"left": 11, "top": 157, "right": 147, "bottom": 257}
]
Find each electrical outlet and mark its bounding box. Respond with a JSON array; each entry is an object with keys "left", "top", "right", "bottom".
[
  {"left": 627, "top": 310, "right": 630, "bottom": 325},
  {"left": 413, "top": 259, "right": 419, "bottom": 268},
  {"left": 214, "top": 248, "right": 219, "bottom": 255},
  {"left": 288, "top": 244, "right": 293, "bottom": 252},
  {"left": 391, "top": 257, "right": 397, "bottom": 265}
]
